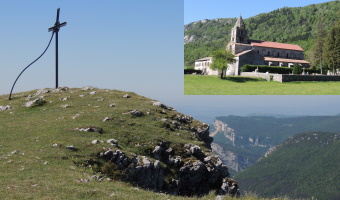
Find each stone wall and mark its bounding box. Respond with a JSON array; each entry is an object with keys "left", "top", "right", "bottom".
[{"left": 241, "top": 72, "right": 340, "bottom": 82}]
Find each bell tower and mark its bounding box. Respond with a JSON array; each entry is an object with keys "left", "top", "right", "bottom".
[{"left": 230, "top": 15, "right": 248, "bottom": 44}]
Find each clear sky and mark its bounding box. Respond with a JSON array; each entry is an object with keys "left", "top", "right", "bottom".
[
  {"left": 1, "top": 0, "right": 339, "bottom": 124},
  {"left": 184, "top": 0, "right": 335, "bottom": 24}
]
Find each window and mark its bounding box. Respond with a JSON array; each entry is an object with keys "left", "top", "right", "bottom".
[
  {"left": 286, "top": 53, "right": 289, "bottom": 58},
  {"left": 277, "top": 52, "right": 280, "bottom": 57},
  {"left": 268, "top": 51, "right": 270, "bottom": 56}
]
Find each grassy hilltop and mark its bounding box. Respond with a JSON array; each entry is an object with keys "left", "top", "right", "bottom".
[{"left": 0, "top": 87, "right": 274, "bottom": 200}]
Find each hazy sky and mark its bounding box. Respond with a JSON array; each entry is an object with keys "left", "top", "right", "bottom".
[
  {"left": 184, "top": 0, "right": 334, "bottom": 24},
  {"left": 1, "top": 0, "right": 339, "bottom": 124}
]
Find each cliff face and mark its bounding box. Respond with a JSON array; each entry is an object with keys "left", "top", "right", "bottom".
[{"left": 211, "top": 115, "right": 340, "bottom": 175}]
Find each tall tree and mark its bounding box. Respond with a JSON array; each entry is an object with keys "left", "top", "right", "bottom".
[
  {"left": 210, "top": 48, "right": 235, "bottom": 79},
  {"left": 311, "top": 17, "right": 325, "bottom": 73},
  {"left": 323, "top": 20, "right": 340, "bottom": 74}
]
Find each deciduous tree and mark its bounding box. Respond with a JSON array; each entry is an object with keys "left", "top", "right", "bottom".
[{"left": 210, "top": 48, "right": 235, "bottom": 79}]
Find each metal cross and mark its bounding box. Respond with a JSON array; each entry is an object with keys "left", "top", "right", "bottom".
[{"left": 48, "top": 8, "right": 67, "bottom": 88}]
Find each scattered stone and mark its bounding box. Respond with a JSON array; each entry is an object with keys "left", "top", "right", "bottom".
[
  {"left": 52, "top": 143, "right": 59, "bottom": 147},
  {"left": 152, "top": 101, "right": 168, "bottom": 109},
  {"left": 0, "top": 105, "right": 12, "bottom": 111},
  {"left": 103, "top": 117, "right": 111, "bottom": 121},
  {"left": 76, "top": 127, "right": 102, "bottom": 133},
  {"left": 92, "top": 140, "right": 100, "bottom": 144},
  {"left": 89, "top": 91, "right": 97, "bottom": 95},
  {"left": 130, "top": 110, "right": 143, "bottom": 117},
  {"left": 109, "top": 103, "right": 116, "bottom": 107},
  {"left": 59, "top": 96, "right": 70, "bottom": 101},
  {"left": 67, "top": 145, "right": 77, "bottom": 151},
  {"left": 97, "top": 98, "right": 104, "bottom": 101},
  {"left": 77, "top": 179, "right": 90, "bottom": 183},
  {"left": 72, "top": 114, "right": 80, "bottom": 119},
  {"left": 79, "top": 95, "right": 85, "bottom": 98},
  {"left": 24, "top": 98, "right": 46, "bottom": 108},
  {"left": 161, "top": 110, "right": 167, "bottom": 114},
  {"left": 53, "top": 86, "right": 69, "bottom": 92},
  {"left": 123, "top": 94, "right": 130, "bottom": 98},
  {"left": 90, "top": 175, "right": 103, "bottom": 182},
  {"left": 43, "top": 161, "right": 48, "bottom": 165},
  {"left": 61, "top": 104, "right": 70, "bottom": 108},
  {"left": 82, "top": 86, "right": 93, "bottom": 91},
  {"left": 107, "top": 139, "right": 118, "bottom": 147},
  {"left": 34, "top": 89, "right": 51, "bottom": 96},
  {"left": 11, "top": 150, "right": 20, "bottom": 155}
]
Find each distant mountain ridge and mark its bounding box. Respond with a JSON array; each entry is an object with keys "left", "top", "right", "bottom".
[
  {"left": 234, "top": 131, "right": 340, "bottom": 200},
  {"left": 184, "top": 0, "right": 340, "bottom": 66},
  {"left": 211, "top": 115, "right": 340, "bottom": 174}
]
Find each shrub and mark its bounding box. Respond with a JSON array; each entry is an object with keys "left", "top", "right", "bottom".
[
  {"left": 242, "top": 65, "right": 292, "bottom": 74},
  {"left": 292, "top": 64, "right": 302, "bottom": 74},
  {"left": 184, "top": 69, "right": 202, "bottom": 74}
]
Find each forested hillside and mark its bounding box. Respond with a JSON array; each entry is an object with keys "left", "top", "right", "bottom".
[
  {"left": 184, "top": 0, "right": 340, "bottom": 67},
  {"left": 234, "top": 131, "right": 340, "bottom": 200}
]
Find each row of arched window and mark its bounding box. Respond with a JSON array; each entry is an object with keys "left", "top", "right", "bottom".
[{"left": 256, "top": 50, "right": 295, "bottom": 59}]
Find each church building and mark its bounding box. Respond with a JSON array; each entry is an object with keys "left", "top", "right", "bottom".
[{"left": 195, "top": 16, "right": 310, "bottom": 76}]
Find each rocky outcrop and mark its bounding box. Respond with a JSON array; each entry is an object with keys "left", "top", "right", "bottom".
[
  {"left": 95, "top": 139, "right": 237, "bottom": 197},
  {"left": 184, "top": 35, "right": 197, "bottom": 44}
]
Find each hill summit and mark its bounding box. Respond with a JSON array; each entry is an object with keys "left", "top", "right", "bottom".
[{"left": 0, "top": 87, "right": 238, "bottom": 199}]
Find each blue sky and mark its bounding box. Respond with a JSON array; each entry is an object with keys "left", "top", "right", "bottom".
[
  {"left": 1, "top": 0, "right": 339, "bottom": 124},
  {"left": 184, "top": 0, "right": 335, "bottom": 24}
]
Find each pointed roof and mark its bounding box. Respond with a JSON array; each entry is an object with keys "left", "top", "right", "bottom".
[{"left": 235, "top": 15, "right": 245, "bottom": 29}]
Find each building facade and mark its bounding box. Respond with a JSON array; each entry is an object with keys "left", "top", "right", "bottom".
[{"left": 195, "top": 16, "right": 310, "bottom": 76}]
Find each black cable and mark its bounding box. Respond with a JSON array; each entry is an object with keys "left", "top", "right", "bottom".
[{"left": 9, "top": 32, "right": 55, "bottom": 100}]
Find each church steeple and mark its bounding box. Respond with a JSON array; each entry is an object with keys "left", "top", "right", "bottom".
[{"left": 230, "top": 15, "right": 248, "bottom": 44}]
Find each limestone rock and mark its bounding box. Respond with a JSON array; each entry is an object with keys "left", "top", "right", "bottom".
[
  {"left": 109, "top": 103, "right": 116, "bottom": 107},
  {"left": 82, "top": 86, "right": 93, "bottom": 91},
  {"left": 123, "top": 94, "right": 130, "bottom": 98},
  {"left": 0, "top": 105, "right": 12, "bottom": 111},
  {"left": 102, "top": 149, "right": 129, "bottom": 170},
  {"left": 34, "top": 89, "right": 51, "bottom": 96},
  {"left": 76, "top": 127, "right": 103, "bottom": 134},
  {"left": 25, "top": 98, "right": 46, "bottom": 108},
  {"left": 103, "top": 117, "right": 111, "bottom": 121},
  {"left": 107, "top": 139, "right": 118, "bottom": 147},
  {"left": 130, "top": 156, "right": 164, "bottom": 190},
  {"left": 130, "top": 110, "right": 143, "bottom": 117},
  {"left": 53, "top": 86, "right": 69, "bottom": 92},
  {"left": 152, "top": 101, "right": 168, "bottom": 109},
  {"left": 91, "top": 140, "right": 100, "bottom": 144}
]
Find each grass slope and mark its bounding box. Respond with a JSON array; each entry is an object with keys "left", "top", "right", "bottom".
[
  {"left": 184, "top": 75, "right": 340, "bottom": 95},
  {"left": 234, "top": 131, "right": 340, "bottom": 200}
]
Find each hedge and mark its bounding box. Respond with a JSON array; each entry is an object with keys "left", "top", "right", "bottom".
[
  {"left": 184, "top": 69, "right": 202, "bottom": 74},
  {"left": 242, "top": 65, "right": 292, "bottom": 74}
]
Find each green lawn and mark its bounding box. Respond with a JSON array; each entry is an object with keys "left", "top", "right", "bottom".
[{"left": 184, "top": 75, "right": 340, "bottom": 95}]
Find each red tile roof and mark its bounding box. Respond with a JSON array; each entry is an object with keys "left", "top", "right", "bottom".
[
  {"left": 250, "top": 40, "right": 304, "bottom": 51},
  {"left": 264, "top": 57, "right": 310, "bottom": 64}
]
